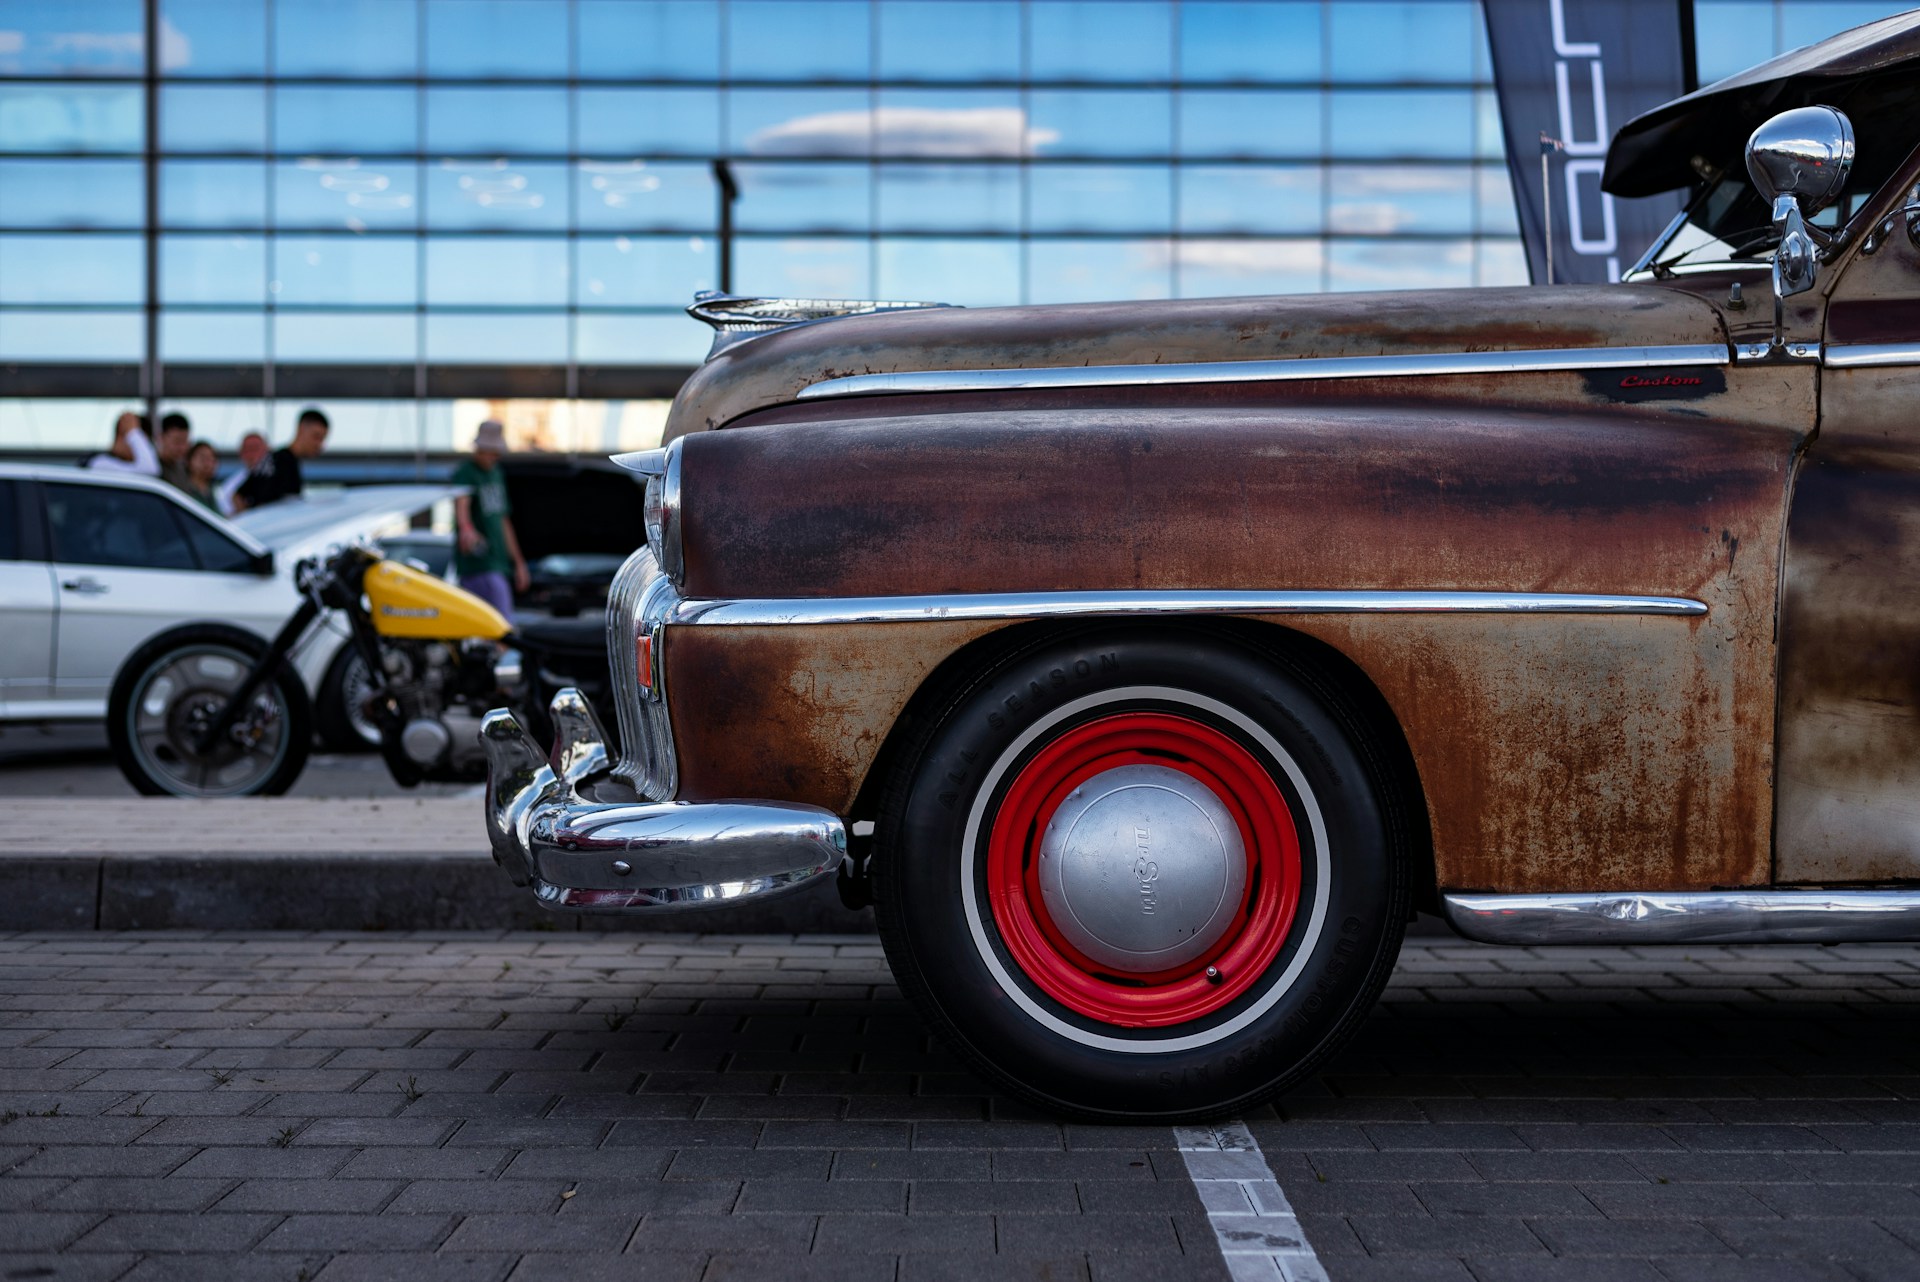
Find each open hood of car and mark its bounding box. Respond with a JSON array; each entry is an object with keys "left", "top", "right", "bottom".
[
  {"left": 232, "top": 484, "right": 461, "bottom": 560},
  {"left": 1605, "top": 11, "right": 1920, "bottom": 198}
]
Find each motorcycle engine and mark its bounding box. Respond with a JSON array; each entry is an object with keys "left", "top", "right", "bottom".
[{"left": 373, "top": 641, "right": 495, "bottom": 778}]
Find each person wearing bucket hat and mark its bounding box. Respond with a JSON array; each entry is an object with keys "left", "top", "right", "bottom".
[{"left": 453, "top": 419, "right": 529, "bottom": 615}]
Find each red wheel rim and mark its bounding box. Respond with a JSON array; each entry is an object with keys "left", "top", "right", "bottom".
[{"left": 984, "top": 710, "right": 1303, "bottom": 1028}]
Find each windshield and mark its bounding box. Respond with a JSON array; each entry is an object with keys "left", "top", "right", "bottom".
[{"left": 1638, "top": 165, "right": 1882, "bottom": 277}]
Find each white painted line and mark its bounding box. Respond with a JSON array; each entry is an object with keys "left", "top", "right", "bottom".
[{"left": 1176, "top": 1120, "right": 1330, "bottom": 1282}]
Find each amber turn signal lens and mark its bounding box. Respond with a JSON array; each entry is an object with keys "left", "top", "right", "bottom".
[{"left": 636, "top": 631, "right": 654, "bottom": 692}]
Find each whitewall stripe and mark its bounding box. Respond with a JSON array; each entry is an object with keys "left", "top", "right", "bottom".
[{"left": 1176, "top": 1120, "right": 1330, "bottom": 1282}]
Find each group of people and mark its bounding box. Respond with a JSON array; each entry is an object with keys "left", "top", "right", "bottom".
[{"left": 86, "top": 408, "right": 331, "bottom": 516}]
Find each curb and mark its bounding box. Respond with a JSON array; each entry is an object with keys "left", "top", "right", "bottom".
[{"left": 2, "top": 852, "right": 875, "bottom": 934}]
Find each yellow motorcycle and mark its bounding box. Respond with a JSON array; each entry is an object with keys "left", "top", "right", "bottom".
[{"left": 108, "top": 543, "right": 612, "bottom": 797}]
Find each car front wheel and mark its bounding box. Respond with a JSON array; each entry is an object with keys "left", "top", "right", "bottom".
[{"left": 874, "top": 625, "right": 1409, "bottom": 1121}]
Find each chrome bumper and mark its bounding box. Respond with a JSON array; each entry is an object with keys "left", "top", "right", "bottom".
[{"left": 482, "top": 689, "right": 846, "bottom": 912}]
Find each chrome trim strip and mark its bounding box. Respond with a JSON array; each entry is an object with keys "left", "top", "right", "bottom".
[
  {"left": 670, "top": 589, "right": 1707, "bottom": 628},
  {"left": 1824, "top": 341, "right": 1920, "bottom": 369},
  {"left": 1443, "top": 890, "right": 1920, "bottom": 945},
  {"left": 605, "top": 547, "right": 679, "bottom": 800},
  {"left": 796, "top": 343, "right": 1732, "bottom": 401}
]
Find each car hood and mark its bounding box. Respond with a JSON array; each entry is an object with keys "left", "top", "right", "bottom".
[
  {"left": 664, "top": 283, "right": 1726, "bottom": 439},
  {"left": 232, "top": 484, "right": 462, "bottom": 560},
  {"left": 1605, "top": 10, "right": 1920, "bottom": 198}
]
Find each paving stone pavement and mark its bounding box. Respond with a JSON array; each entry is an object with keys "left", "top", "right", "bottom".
[{"left": 0, "top": 932, "right": 1913, "bottom": 1282}]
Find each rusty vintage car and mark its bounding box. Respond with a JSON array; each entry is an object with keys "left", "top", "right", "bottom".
[{"left": 482, "top": 15, "right": 1920, "bottom": 1120}]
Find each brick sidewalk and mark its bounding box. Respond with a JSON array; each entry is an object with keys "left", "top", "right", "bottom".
[{"left": 0, "top": 933, "right": 1913, "bottom": 1281}]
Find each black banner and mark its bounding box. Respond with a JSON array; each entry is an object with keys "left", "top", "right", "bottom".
[{"left": 1483, "top": 0, "right": 1690, "bottom": 284}]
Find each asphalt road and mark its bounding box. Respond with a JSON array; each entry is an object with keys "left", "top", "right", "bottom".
[
  {"left": 0, "top": 931, "right": 1913, "bottom": 1282},
  {"left": 0, "top": 724, "right": 473, "bottom": 799}
]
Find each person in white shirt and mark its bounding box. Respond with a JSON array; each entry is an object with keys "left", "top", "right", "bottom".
[
  {"left": 85, "top": 412, "right": 162, "bottom": 476},
  {"left": 217, "top": 431, "right": 268, "bottom": 515}
]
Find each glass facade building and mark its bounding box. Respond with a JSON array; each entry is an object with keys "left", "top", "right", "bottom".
[{"left": 0, "top": 0, "right": 1908, "bottom": 457}]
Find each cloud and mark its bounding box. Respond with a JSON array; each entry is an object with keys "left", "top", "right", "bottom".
[
  {"left": 1148, "top": 240, "right": 1324, "bottom": 277},
  {"left": 1326, "top": 201, "right": 1414, "bottom": 234},
  {"left": 748, "top": 106, "right": 1058, "bottom": 158}
]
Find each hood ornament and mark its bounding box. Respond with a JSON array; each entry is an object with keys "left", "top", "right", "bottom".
[{"left": 686, "top": 292, "right": 954, "bottom": 359}]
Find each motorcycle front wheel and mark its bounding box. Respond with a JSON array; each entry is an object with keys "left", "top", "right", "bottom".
[{"left": 108, "top": 624, "right": 313, "bottom": 798}]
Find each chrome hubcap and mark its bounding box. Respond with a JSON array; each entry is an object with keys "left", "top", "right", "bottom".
[{"left": 1035, "top": 763, "right": 1246, "bottom": 973}]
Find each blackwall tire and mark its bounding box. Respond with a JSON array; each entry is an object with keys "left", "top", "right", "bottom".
[
  {"left": 315, "top": 644, "right": 381, "bottom": 754},
  {"left": 108, "top": 624, "right": 313, "bottom": 798},
  {"left": 873, "top": 625, "right": 1409, "bottom": 1122}
]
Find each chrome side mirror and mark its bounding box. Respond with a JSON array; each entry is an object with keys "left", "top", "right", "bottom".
[{"left": 1746, "top": 105, "right": 1854, "bottom": 348}]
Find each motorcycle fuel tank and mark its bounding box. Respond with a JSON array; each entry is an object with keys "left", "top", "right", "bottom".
[{"left": 363, "top": 559, "right": 511, "bottom": 641}]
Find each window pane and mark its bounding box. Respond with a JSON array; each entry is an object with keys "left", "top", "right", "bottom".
[
  {"left": 1031, "top": 165, "right": 1170, "bottom": 233},
  {"left": 425, "top": 237, "right": 568, "bottom": 305},
  {"left": 161, "top": 310, "right": 267, "bottom": 361},
  {"left": 576, "top": 161, "right": 714, "bottom": 231},
  {"left": 273, "top": 236, "right": 418, "bottom": 305},
  {"left": 276, "top": 160, "right": 420, "bottom": 231},
  {"left": 0, "top": 234, "right": 143, "bottom": 303},
  {"left": 0, "top": 85, "right": 143, "bottom": 152},
  {"left": 1178, "top": 90, "right": 1321, "bottom": 158},
  {"left": 727, "top": 1, "right": 870, "bottom": 80},
  {"left": 425, "top": 312, "right": 568, "bottom": 362},
  {"left": 734, "top": 236, "right": 871, "bottom": 298},
  {"left": 160, "top": 234, "right": 266, "bottom": 303},
  {"left": 1329, "top": 238, "right": 1473, "bottom": 291},
  {"left": 276, "top": 312, "right": 420, "bottom": 361},
  {"left": 425, "top": 87, "right": 567, "bottom": 154},
  {"left": 1028, "top": 91, "right": 1171, "bottom": 158},
  {"left": 1179, "top": 166, "right": 1322, "bottom": 234},
  {"left": 876, "top": 238, "right": 1020, "bottom": 308},
  {"left": 1329, "top": 2, "right": 1475, "bottom": 83},
  {"left": 1179, "top": 2, "right": 1322, "bottom": 83},
  {"left": 1693, "top": 2, "right": 1775, "bottom": 83},
  {"left": 179, "top": 513, "right": 255, "bottom": 573},
  {"left": 0, "top": 0, "right": 143, "bottom": 76},
  {"left": 45, "top": 485, "right": 196, "bottom": 571},
  {"left": 1477, "top": 239, "right": 1528, "bottom": 287},
  {"left": 159, "top": 85, "right": 266, "bottom": 152},
  {"left": 1175, "top": 238, "right": 1323, "bottom": 297},
  {"left": 426, "top": 161, "right": 567, "bottom": 229},
  {"left": 577, "top": 0, "right": 720, "bottom": 79},
  {"left": 1028, "top": 239, "right": 1172, "bottom": 303},
  {"left": 1030, "top": 2, "right": 1173, "bottom": 82},
  {"left": 736, "top": 163, "right": 871, "bottom": 234},
  {"left": 1328, "top": 164, "right": 1474, "bottom": 234},
  {"left": 577, "top": 236, "right": 715, "bottom": 307},
  {"left": 159, "top": 0, "right": 268, "bottom": 76},
  {"left": 1779, "top": 3, "right": 1912, "bottom": 54},
  {"left": 873, "top": 90, "right": 1034, "bottom": 159},
  {"left": 276, "top": 87, "right": 417, "bottom": 155},
  {"left": 877, "top": 2, "right": 1021, "bottom": 81},
  {"left": 0, "top": 159, "right": 143, "bottom": 228},
  {"left": 578, "top": 89, "right": 721, "bottom": 156},
  {"left": 1329, "top": 90, "right": 1474, "bottom": 159},
  {"left": 876, "top": 164, "right": 1021, "bottom": 233},
  {"left": 575, "top": 313, "right": 709, "bottom": 365},
  {"left": 161, "top": 160, "right": 267, "bottom": 227},
  {"left": 1477, "top": 164, "right": 1518, "bottom": 235},
  {"left": 425, "top": 0, "right": 569, "bottom": 78},
  {"left": 274, "top": 0, "right": 420, "bottom": 77},
  {"left": 0, "top": 309, "right": 142, "bottom": 360},
  {"left": 732, "top": 89, "right": 872, "bottom": 157}
]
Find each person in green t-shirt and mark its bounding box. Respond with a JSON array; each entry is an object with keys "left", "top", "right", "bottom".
[{"left": 452, "top": 420, "right": 529, "bottom": 615}]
